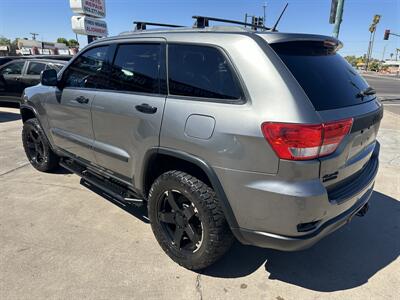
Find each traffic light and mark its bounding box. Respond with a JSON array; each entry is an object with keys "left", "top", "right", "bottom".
[
  {"left": 257, "top": 17, "right": 264, "bottom": 27},
  {"left": 373, "top": 14, "right": 381, "bottom": 25},
  {"left": 251, "top": 16, "right": 264, "bottom": 29},
  {"left": 369, "top": 25, "right": 376, "bottom": 33},
  {"left": 384, "top": 29, "right": 390, "bottom": 40},
  {"left": 329, "top": 0, "right": 338, "bottom": 24}
]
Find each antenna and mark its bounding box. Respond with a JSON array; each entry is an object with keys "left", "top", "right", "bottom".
[{"left": 271, "top": 3, "right": 288, "bottom": 32}]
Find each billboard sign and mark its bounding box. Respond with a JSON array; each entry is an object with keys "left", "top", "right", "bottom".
[
  {"left": 70, "top": 0, "right": 106, "bottom": 18},
  {"left": 71, "top": 16, "right": 108, "bottom": 37}
]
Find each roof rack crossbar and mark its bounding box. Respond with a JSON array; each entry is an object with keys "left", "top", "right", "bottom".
[
  {"left": 192, "top": 15, "right": 270, "bottom": 30},
  {"left": 134, "top": 21, "right": 184, "bottom": 31}
]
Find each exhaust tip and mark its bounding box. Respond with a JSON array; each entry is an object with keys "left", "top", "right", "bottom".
[{"left": 356, "top": 202, "right": 369, "bottom": 217}]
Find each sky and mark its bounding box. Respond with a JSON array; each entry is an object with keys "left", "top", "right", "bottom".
[{"left": 0, "top": 0, "right": 399, "bottom": 59}]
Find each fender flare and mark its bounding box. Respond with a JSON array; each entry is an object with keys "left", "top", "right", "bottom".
[
  {"left": 140, "top": 147, "right": 242, "bottom": 235},
  {"left": 19, "top": 104, "right": 39, "bottom": 122}
]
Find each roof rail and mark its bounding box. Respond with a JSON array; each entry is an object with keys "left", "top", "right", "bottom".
[
  {"left": 192, "top": 16, "right": 271, "bottom": 31},
  {"left": 134, "top": 21, "right": 184, "bottom": 31}
]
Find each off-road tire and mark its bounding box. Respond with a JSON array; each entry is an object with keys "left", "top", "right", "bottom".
[
  {"left": 148, "top": 170, "right": 234, "bottom": 270},
  {"left": 22, "top": 118, "right": 59, "bottom": 172}
]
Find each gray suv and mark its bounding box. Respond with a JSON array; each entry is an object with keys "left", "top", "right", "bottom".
[{"left": 20, "top": 22, "right": 382, "bottom": 270}]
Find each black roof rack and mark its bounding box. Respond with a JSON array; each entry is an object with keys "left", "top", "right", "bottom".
[
  {"left": 192, "top": 16, "right": 271, "bottom": 31},
  {"left": 134, "top": 21, "right": 184, "bottom": 31}
]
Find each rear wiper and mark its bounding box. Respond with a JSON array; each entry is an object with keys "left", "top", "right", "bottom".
[{"left": 357, "top": 86, "right": 376, "bottom": 98}]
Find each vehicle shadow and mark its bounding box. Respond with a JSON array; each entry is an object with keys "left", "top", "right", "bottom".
[
  {"left": 80, "top": 178, "right": 150, "bottom": 224},
  {"left": 203, "top": 191, "right": 400, "bottom": 292},
  {"left": 0, "top": 111, "right": 21, "bottom": 123}
]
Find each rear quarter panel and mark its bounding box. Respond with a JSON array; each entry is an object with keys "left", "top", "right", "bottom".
[{"left": 160, "top": 33, "right": 321, "bottom": 174}]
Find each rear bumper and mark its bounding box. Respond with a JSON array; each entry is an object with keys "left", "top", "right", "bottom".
[
  {"left": 215, "top": 142, "right": 379, "bottom": 251},
  {"left": 232, "top": 185, "right": 373, "bottom": 251}
]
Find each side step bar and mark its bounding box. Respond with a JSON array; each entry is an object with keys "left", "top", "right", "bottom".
[{"left": 59, "top": 159, "right": 144, "bottom": 206}]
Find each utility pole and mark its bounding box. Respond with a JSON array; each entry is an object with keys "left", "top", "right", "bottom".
[
  {"left": 30, "top": 33, "right": 39, "bottom": 40},
  {"left": 332, "top": 0, "right": 345, "bottom": 38}
]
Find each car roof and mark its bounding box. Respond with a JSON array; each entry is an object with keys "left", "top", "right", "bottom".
[
  {"left": 93, "top": 26, "right": 340, "bottom": 46},
  {"left": 12, "top": 59, "right": 67, "bottom": 64}
]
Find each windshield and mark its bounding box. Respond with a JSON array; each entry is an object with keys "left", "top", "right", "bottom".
[{"left": 270, "top": 41, "right": 375, "bottom": 111}]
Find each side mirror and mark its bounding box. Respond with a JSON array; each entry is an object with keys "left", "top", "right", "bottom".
[{"left": 41, "top": 69, "right": 58, "bottom": 86}]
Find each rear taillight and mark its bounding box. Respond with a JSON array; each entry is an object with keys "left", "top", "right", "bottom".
[{"left": 261, "top": 118, "right": 353, "bottom": 160}]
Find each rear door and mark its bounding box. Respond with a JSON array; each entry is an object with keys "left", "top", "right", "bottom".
[
  {"left": 270, "top": 40, "right": 382, "bottom": 186},
  {"left": 45, "top": 45, "right": 111, "bottom": 162},
  {"left": 91, "top": 40, "right": 167, "bottom": 180},
  {"left": 0, "top": 60, "right": 25, "bottom": 100}
]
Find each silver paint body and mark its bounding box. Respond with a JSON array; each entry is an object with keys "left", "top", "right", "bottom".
[{"left": 22, "top": 27, "right": 381, "bottom": 249}]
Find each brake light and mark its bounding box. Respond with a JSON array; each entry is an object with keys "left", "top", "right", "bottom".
[{"left": 261, "top": 118, "right": 353, "bottom": 160}]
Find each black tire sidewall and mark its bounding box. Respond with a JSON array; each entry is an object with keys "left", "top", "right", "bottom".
[{"left": 148, "top": 172, "right": 217, "bottom": 268}]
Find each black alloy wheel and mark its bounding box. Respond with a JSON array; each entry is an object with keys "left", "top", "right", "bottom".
[
  {"left": 22, "top": 118, "right": 59, "bottom": 172},
  {"left": 157, "top": 189, "right": 204, "bottom": 253},
  {"left": 25, "top": 125, "right": 46, "bottom": 165}
]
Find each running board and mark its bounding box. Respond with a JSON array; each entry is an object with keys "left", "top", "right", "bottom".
[{"left": 59, "top": 159, "right": 144, "bottom": 206}]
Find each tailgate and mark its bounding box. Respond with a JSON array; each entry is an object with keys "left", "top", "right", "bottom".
[{"left": 318, "top": 102, "right": 383, "bottom": 190}]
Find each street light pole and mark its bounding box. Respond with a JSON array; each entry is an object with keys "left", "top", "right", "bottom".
[
  {"left": 381, "top": 44, "right": 387, "bottom": 62},
  {"left": 263, "top": 2, "right": 267, "bottom": 30},
  {"left": 332, "top": 0, "right": 345, "bottom": 38}
]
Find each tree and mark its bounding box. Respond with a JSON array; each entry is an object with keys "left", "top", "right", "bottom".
[
  {"left": 68, "top": 39, "right": 79, "bottom": 47},
  {"left": 57, "top": 37, "right": 69, "bottom": 46},
  {"left": 344, "top": 55, "right": 366, "bottom": 67},
  {"left": 344, "top": 55, "right": 357, "bottom": 67},
  {"left": 0, "top": 36, "right": 11, "bottom": 46},
  {"left": 368, "top": 60, "right": 380, "bottom": 72}
]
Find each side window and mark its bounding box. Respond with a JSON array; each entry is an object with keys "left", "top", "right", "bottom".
[
  {"left": 110, "top": 43, "right": 161, "bottom": 94},
  {"left": 27, "top": 62, "right": 47, "bottom": 75},
  {"left": 168, "top": 44, "right": 243, "bottom": 100},
  {"left": 63, "top": 46, "right": 109, "bottom": 89},
  {"left": 46, "top": 63, "right": 64, "bottom": 72},
  {"left": 0, "top": 61, "right": 25, "bottom": 75}
]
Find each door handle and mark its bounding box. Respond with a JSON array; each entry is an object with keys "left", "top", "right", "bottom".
[
  {"left": 75, "top": 96, "right": 89, "bottom": 104},
  {"left": 135, "top": 103, "right": 157, "bottom": 114}
]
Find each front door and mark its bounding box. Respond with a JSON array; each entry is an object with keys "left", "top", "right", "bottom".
[
  {"left": 45, "top": 45, "right": 111, "bottom": 163},
  {"left": 91, "top": 41, "right": 167, "bottom": 181},
  {"left": 0, "top": 60, "right": 25, "bottom": 101}
]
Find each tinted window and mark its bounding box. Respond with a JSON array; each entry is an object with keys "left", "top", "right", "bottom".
[
  {"left": 110, "top": 44, "right": 161, "bottom": 94},
  {"left": 271, "top": 41, "right": 375, "bottom": 111},
  {"left": 63, "top": 46, "right": 109, "bottom": 89},
  {"left": 27, "top": 62, "right": 46, "bottom": 75},
  {"left": 168, "top": 44, "right": 242, "bottom": 100},
  {"left": 0, "top": 61, "right": 24, "bottom": 75},
  {"left": 46, "top": 63, "right": 64, "bottom": 72}
]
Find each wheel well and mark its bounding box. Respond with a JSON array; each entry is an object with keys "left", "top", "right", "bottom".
[
  {"left": 20, "top": 107, "right": 36, "bottom": 123},
  {"left": 144, "top": 153, "right": 212, "bottom": 197}
]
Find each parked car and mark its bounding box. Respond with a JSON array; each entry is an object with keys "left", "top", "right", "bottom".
[
  {"left": 20, "top": 20, "right": 382, "bottom": 270},
  {"left": 0, "top": 56, "right": 17, "bottom": 66},
  {"left": 0, "top": 55, "right": 72, "bottom": 67},
  {"left": 0, "top": 59, "right": 66, "bottom": 103}
]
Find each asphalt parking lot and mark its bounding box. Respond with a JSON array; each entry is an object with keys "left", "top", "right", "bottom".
[{"left": 0, "top": 104, "right": 399, "bottom": 300}]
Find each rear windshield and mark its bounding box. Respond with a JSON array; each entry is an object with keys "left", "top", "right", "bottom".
[{"left": 270, "top": 41, "right": 375, "bottom": 111}]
